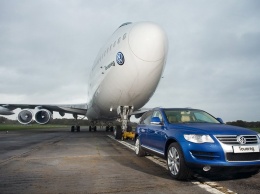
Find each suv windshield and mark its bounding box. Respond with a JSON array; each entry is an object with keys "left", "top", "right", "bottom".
[{"left": 164, "top": 109, "right": 220, "bottom": 124}]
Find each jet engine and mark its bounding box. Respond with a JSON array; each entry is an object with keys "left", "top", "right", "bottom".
[
  {"left": 17, "top": 109, "right": 33, "bottom": 124},
  {"left": 35, "top": 109, "right": 53, "bottom": 124}
]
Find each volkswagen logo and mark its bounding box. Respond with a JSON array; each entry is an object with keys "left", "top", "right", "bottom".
[
  {"left": 116, "top": 52, "right": 125, "bottom": 65},
  {"left": 237, "top": 136, "right": 246, "bottom": 145}
]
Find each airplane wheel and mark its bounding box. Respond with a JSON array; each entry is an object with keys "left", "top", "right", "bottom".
[
  {"left": 114, "top": 125, "right": 122, "bottom": 139},
  {"left": 89, "top": 126, "right": 92, "bottom": 132},
  {"left": 110, "top": 126, "right": 114, "bottom": 132},
  {"left": 94, "top": 126, "right": 97, "bottom": 132},
  {"left": 127, "top": 125, "right": 132, "bottom": 132},
  {"left": 71, "top": 126, "right": 75, "bottom": 132},
  {"left": 76, "top": 125, "right": 80, "bottom": 132},
  {"left": 106, "top": 126, "right": 109, "bottom": 132}
]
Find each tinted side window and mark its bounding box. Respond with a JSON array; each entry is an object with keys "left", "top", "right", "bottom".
[{"left": 152, "top": 111, "right": 163, "bottom": 122}]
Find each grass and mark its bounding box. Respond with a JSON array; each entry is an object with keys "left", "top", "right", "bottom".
[
  {"left": 1, "top": 124, "right": 260, "bottom": 133},
  {"left": 0, "top": 124, "right": 69, "bottom": 131}
]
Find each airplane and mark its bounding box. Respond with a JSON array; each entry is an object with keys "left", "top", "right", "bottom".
[{"left": 0, "top": 21, "right": 168, "bottom": 139}]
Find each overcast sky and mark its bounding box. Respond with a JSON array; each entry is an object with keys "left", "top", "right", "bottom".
[{"left": 0, "top": 0, "right": 259, "bottom": 122}]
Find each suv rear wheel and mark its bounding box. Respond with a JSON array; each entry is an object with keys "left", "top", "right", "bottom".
[
  {"left": 135, "top": 137, "right": 145, "bottom": 157},
  {"left": 167, "top": 142, "right": 192, "bottom": 180}
]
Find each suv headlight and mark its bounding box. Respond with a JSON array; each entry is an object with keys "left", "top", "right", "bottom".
[{"left": 184, "top": 134, "right": 214, "bottom": 143}]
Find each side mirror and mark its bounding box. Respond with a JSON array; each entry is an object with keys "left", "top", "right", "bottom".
[
  {"left": 151, "top": 117, "right": 162, "bottom": 125},
  {"left": 216, "top": 118, "right": 224, "bottom": 124}
]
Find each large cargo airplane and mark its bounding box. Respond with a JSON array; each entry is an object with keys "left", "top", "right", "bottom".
[{"left": 0, "top": 21, "right": 168, "bottom": 139}]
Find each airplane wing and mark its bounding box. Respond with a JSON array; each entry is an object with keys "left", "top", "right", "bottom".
[
  {"left": 0, "top": 103, "right": 88, "bottom": 124},
  {"left": 0, "top": 102, "right": 148, "bottom": 125}
]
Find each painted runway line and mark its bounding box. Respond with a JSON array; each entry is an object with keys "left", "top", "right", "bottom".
[{"left": 107, "top": 135, "right": 237, "bottom": 194}]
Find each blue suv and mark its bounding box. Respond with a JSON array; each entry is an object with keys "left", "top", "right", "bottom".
[{"left": 135, "top": 108, "right": 260, "bottom": 180}]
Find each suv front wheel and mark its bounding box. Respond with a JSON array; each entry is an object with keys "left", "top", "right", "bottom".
[{"left": 167, "top": 142, "right": 192, "bottom": 180}]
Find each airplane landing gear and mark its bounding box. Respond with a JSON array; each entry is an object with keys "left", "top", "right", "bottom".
[
  {"left": 71, "top": 125, "right": 80, "bottom": 132},
  {"left": 89, "top": 121, "right": 97, "bottom": 132},
  {"left": 105, "top": 122, "right": 114, "bottom": 132},
  {"left": 114, "top": 106, "right": 134, "bottom": 139},
  {"left": 89, "top": 125, "right": 97, "bottom": 132},
  {"left": 114, "top": 125, "right": 123, "bottom": 139},
  {"left": 71, "top": 114, "right": 81, "bottom": 132}
]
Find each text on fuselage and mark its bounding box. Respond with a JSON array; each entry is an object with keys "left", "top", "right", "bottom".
[{"left": 105, "top": 61, "right": 115, "bottom": 70}]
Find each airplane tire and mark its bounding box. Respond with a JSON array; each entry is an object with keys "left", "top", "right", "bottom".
[
  {"left": 89, "top": 126, "right": 92, "bottom": 132},
  {"left": 110, "top": 126, "right": 114, "bottom": 132},
  {"left": 94, "top": 126, "right": 97, "bottom": 132},
  {"left": 127, "top": 125, "right": 132, "bottom": 132},
  {"left": 114, "top": 126, "right": 122, "bottom": 139},
  {"left": 76, "top": 125, "right": 80, "bottom": 132},
  {"left": 71, "top": 126, "right": 75, "bottom": 132},
  {"left": 106, "top": 126, "right": 109, "bottom": 132}
]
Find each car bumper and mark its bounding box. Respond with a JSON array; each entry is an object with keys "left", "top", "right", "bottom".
[{"left": 181, "top": 141, "right": 260, "bottom": 170}]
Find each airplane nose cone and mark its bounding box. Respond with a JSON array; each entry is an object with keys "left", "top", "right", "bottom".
[{"left": 129, "top": 22, "right": 167, "bottom": 62}]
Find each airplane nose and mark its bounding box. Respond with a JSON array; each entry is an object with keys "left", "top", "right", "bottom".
[{"left": 129, "top": 22, "right": 168, "bottom": 62}]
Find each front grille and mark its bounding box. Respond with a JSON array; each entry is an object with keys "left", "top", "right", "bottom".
[
  {"left": 226, "top": 153, "right": 260, "bottom": 161},
  {"left": 215, "top": 135, "right": 258, "bottom": 145}
]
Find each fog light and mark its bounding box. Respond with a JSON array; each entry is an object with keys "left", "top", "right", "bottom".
[{"left": 203, "top": 166, "right": 211, "bottom": 172}]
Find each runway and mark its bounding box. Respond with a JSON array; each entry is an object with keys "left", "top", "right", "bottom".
[{"left": 0, "top": 127, "right": 259, "bottom": 194}]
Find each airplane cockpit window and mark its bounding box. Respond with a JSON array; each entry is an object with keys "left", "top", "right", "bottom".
[{"left": 119, "top": 22, "right": 132, "bottom": 28}]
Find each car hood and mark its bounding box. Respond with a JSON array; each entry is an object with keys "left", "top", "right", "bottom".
[{"left": 170, "top": 123, "right": 258, "bottom": 136}]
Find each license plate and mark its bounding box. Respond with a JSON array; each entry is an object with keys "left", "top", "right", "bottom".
[{"left": 233, "top": 145, "right": 259, "bottom": 153}]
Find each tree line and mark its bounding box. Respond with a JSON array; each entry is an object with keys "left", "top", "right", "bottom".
[{"left": 226, "top": 120, "right": 260, "bottom": 128}]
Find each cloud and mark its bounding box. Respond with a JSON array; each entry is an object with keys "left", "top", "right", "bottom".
[{"left": 0, "top": 0, "right": 259, "bottom": 121}]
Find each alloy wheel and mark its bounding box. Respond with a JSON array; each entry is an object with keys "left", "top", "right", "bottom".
[{"left": 167, "top": 146, "right": 180, "bottom": 175}]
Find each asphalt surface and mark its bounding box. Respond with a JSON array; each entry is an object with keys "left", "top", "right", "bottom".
[{"left": 0, "top": 127, "right": 259, "bottom": 194}]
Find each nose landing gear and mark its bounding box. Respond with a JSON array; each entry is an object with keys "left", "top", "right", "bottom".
[{"left": 114, "top": 106, "right": 134, "bottom": 139}]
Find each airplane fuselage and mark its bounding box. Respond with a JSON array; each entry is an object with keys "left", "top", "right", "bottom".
[{"left": 86, "top": 22, "right": 168, "bottom": 120}]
